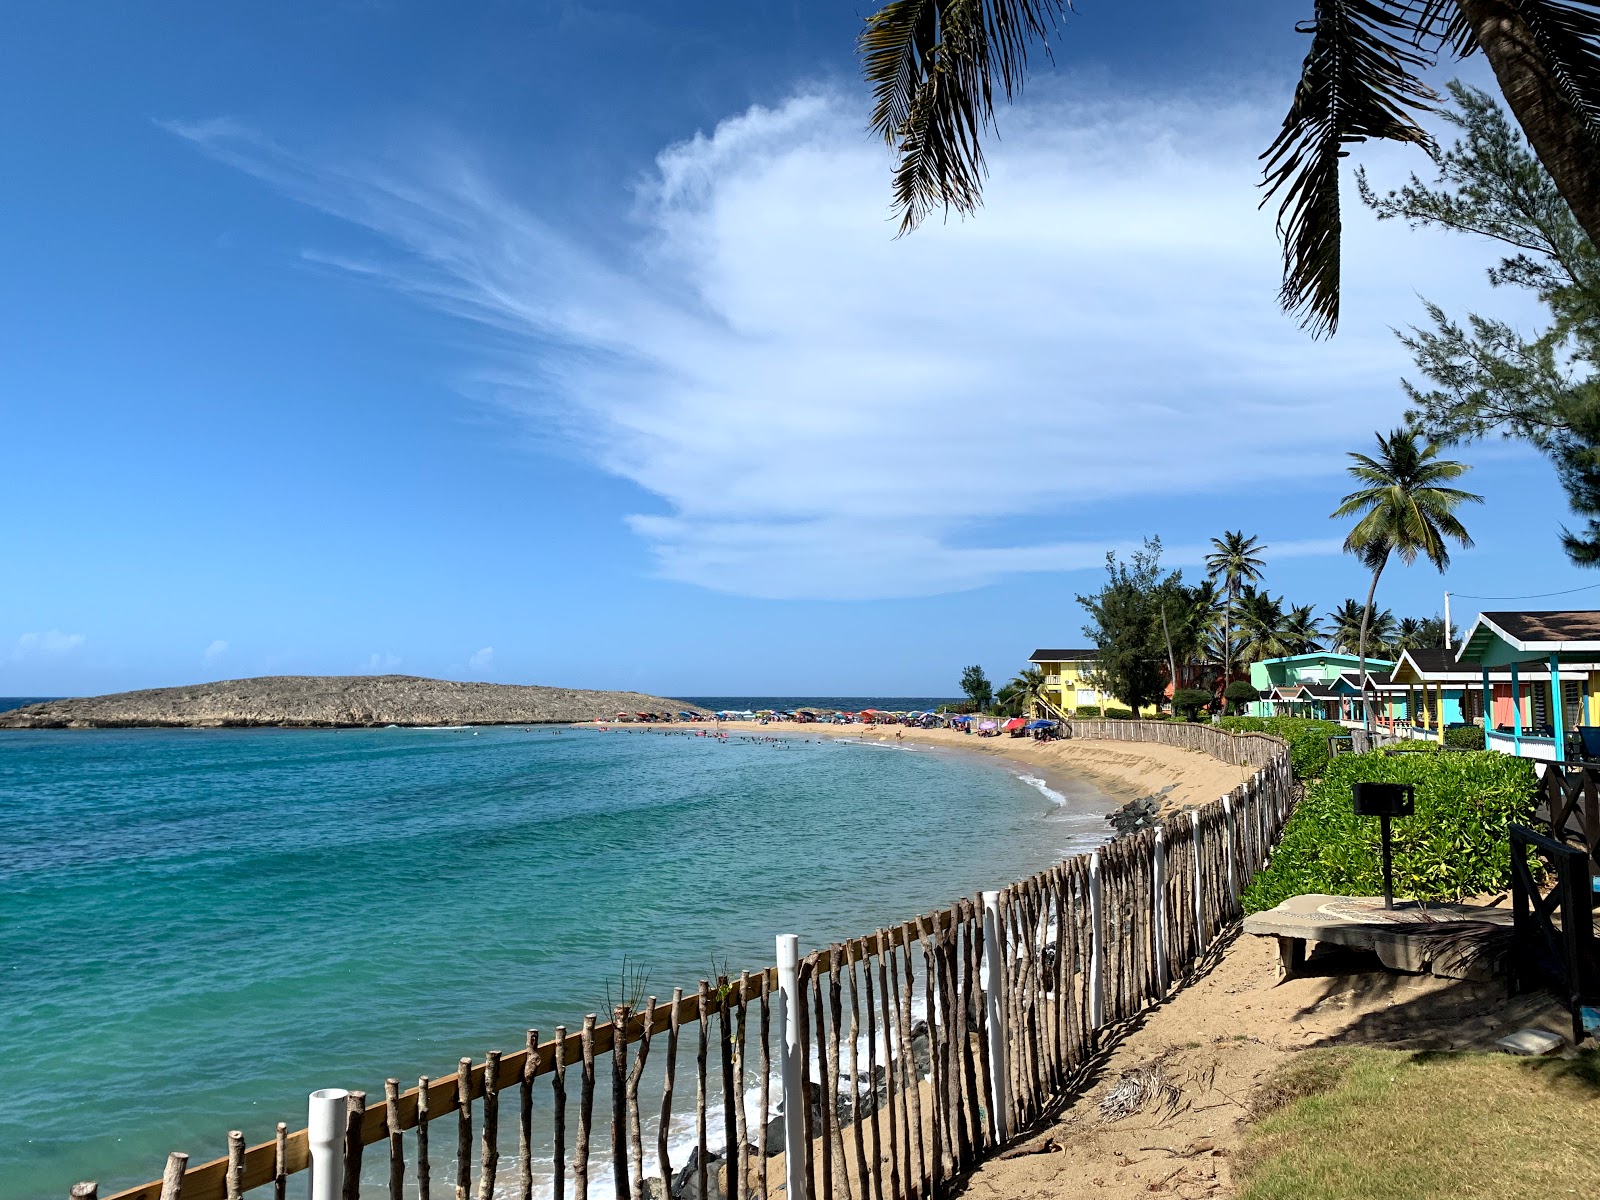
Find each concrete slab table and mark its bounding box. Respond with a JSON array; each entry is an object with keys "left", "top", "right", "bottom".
[{"left": 1243, "top": 894, "right": 1514, "bottom": 982}]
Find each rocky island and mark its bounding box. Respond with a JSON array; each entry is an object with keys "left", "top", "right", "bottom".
[{"left": 0, "top": 675, "right": 706, "bottom": 729}]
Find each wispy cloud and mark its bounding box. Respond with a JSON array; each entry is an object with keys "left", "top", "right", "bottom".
[
  {"left": 365, "top": 651, "right": 402, "bottom": 672},
  {"left": 203, "top": 639, "right": 229, "bottom": 664},
  {"left": 468, "top": 646, "right": 494, "bottom": 674},
  {"left": 166, "top": 87, "right": 1507, "bottom": 599},
  {"left": 10, "top": 630, "right": 86, "bottom": 659}
]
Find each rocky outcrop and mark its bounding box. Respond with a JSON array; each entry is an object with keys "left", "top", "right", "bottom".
[{"left": 0, "top": 675, "right": 706, "bottom": 730}]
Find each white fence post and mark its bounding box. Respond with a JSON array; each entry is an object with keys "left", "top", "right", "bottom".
[
  {"left": 980, "top": 891, "right": 1011, "bottom": 1143},
  {"left": 1189, "top": 808, "right": 1204, "bottom": 952},
  {"left": 1151, "top": 827, "right": 1169, "bottom": 996},
  {"left": 776, "top": 934, "right": 806, "bottom": 1200},
  {"left": 1222, "top": 796, "right": 1237, "bottom": 902},
  {"left": 308, "top": 1088, "right": 349, "bottom": 1200},
  {"left": 1088, "top": 849, "right": 1105, "bottom": 1030}
]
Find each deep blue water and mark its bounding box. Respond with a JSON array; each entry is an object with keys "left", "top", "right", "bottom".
[
  {"left": 0, "top": 696, "right": 58, "bottom": 713},
  {"left": 1, "top": 724, "right": 1112, "bottom": 1199}
]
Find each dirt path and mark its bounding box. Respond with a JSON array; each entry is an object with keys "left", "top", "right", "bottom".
[{"left": 958, "top": 931, "right": 1571, "bottom": 1199}]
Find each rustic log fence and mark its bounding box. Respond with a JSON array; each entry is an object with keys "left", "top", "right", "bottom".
[{"left": 78, "top": 724, "right": 1292, "bottom": 1200}]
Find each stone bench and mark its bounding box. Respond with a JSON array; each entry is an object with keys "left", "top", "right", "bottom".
[{"left": 1243, "top": 893, "right": 1514, "bottom": 982}]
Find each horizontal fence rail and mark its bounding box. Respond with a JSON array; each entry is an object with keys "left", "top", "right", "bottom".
[{"left": 81, "top": 724, "right": 1293, "bottom": 1200}]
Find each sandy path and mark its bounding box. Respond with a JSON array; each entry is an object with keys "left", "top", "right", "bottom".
[
  {"left": 959, "top": 931, "right": 1570, "bottom": 1200},
  {"left": 706, "top": 722, "right": 1254, "bottom": 811}
]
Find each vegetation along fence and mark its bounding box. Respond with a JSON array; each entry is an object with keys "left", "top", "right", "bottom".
[{"left": 80, "top": 724, "right": 1293, "bottom": 1200}]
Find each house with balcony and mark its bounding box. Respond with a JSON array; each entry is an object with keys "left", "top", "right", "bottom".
[
  {"left": 1456, "top": 610, "right": 1600, "bottom": 760},
  {"left": 1027, "top": 649, "right": 1161, "bottom": 717}
]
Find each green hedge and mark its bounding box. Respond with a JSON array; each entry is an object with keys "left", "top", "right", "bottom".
[
  {"left": 1073, "top": 706, "right": 1136, "bottom": 720},
  {"left": 1218, "top": 716, "right": 1345, "bottom": 779},
  {"left": 1241, "top": 749, "right": 1536, "bottom": 913},
  {"left": 1445, "top": 725, "right": 1486, "bottom": 749}
]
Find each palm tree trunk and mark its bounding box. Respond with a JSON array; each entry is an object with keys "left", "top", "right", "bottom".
[
  {"left": 1223, "top": 591, "right": 1234, "bottom": 681},
  {"left": 1455, "top": 0, "right": 1600, "bottom": 248},
  {"left": 1162, "top": 602, "right": 1179, "bottom": 715},
  {"left": 1358, "top": 557, "right": 1388, "bottom": 735}
]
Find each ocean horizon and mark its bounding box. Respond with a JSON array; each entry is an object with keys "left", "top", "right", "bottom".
[{"left": 3, "top": 722, "right": 1115, "bottom": 1199}]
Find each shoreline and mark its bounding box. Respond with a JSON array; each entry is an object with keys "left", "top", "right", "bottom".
[{"left": 669, "top": 720, "right": 1256, "bottom": 812}]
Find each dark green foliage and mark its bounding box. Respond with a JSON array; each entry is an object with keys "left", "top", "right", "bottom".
[
  {"left": 1224, "top": 680, "right": 1260, "bottom": 714},
  {"left": 1074, "top": 705, "right": 1135, "bottom": 720},
  {"left": 1445, "top": 724, "right": 1486, "bottom": 749},
  {"left": 1242, "top": 749, "right": 1537, "bottom": 913},
  {"left": 959, "top": 664, "right": 993, "bottom": 711},
  {"left": 1173, "top": 687, "right": 1213, "bottom": 720},
  {"left": 1219, "top": 716, "right": 1346, "bottom": 779}
]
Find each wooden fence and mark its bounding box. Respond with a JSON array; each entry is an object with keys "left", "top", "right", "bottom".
[{"left": 81, "top": 724, "right": 1293, "bottom": 1200}]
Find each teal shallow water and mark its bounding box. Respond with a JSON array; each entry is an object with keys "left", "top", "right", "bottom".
[{"left": 1, "top": 726, "right": 1113, "bottom": 1198}]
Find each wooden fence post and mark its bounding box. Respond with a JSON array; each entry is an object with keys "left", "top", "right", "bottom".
[
  {"left": 979, "top": 891, "right": 1011, "bottom": 1143},
  {"left": 1189, "top": 809, "right": 1204, "bottom": 953},
  {"left": 1151, "top": 827, "right": 1169, "bottom": 997},
  {"left": 1222, "top": 796, "right": 1237, "bottom": 903},
  {"left": 1088, "top": 850, "right": 1105, "bottom": 1031},
  {"left": 777, "top": 935, "right": 806, "bottom": 1200}
]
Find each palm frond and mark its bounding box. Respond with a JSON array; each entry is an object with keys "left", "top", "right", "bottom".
[
  {"left": 1261, "top": 0, "right": 1438, "bottom": 336},
  {"left": 859, "top": 0, "right": 1068, "bottom": 233}
]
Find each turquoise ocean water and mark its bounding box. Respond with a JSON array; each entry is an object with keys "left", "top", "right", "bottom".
[{"left": 1, "top": 725, "right": 1113, "bottom": 1198}]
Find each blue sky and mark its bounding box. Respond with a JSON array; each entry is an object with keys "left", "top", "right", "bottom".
[{"left": 3, "top": 1, "right": 1595, "bottom": 698}]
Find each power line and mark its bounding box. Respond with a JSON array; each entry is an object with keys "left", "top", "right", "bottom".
[{"left": 1451, "top": 580, "right": 1600, "bottom": 602}]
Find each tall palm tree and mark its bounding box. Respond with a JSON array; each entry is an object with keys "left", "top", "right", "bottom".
[
  {"left": 857, "top": 1, "right": 1600, "bottom": 336},
  {"left": 1332, "top": 429, "right": 1483, "bottom": 730},
  {"left": 1283, "top": 604, "right": 1326, "bottom": 655},
  {"left": 1392, "top": 616, "right": 1430, "bottom": 653},
  {"left": 999, "top": 665, "right": 1050, "bottom": 716},
  {"left": 1204, "top": 532, "right": 1267, "bottom": 681},
  {"left": 1233, "top": 586, "right": 1290, "bottom": 664}
]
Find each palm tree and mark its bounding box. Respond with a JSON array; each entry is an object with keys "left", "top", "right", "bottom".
[
  {"left": 1332, "top": 429, "right": 1483, "bottom": 730},
  {"left": 1392, "top": 616, "right": 1429, "bottom": 653},
  {"left": 1283, "top": 604, "right": 1326, "bottom": 655},
  {"left": 1233, "top": 586, "right": 1289, "bottom": 664},
  {"left": 1204, "top": 532, "right": 1267, "bottom": 681},
  {"left": 998, "top": 665, "right": 1049, "bottom": 716},
  {"left": 856, "top": 1, "right": 1600, "bottom": 336}
]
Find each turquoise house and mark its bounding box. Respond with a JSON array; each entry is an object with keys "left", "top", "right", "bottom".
[{"left": 1247, "top": 652, "right": 1396, "bottom": 721}]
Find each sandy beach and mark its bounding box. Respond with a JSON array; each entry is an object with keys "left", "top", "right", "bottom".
[{"left": 706, "top": 720, "right": 1256, "bottom": 810}]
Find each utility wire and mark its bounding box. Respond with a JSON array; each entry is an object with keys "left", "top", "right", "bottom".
[{"left": 1450, "top": 581, "right": 1600, "bottom": 602}]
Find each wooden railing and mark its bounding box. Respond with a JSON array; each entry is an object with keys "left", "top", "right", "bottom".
[
  {"left": 79, "top": 727, "right": 1294, "bottom": 1200},
  {"left": 1536, "top": 761, "right": 1600, "bottom": 873}
]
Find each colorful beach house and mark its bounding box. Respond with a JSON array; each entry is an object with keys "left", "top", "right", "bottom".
[
  {"left": 1248, "top": 652, "right": 1392, "bottom": 721},
  {"left": 1456, "top": 610, "right": 1600, "bottom": 760},
  {"left": 1027, "top": 649, "right": 1162, "bottom": 717}
]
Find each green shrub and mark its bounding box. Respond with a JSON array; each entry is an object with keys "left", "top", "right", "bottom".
[
  {"left": 1445, "top": 724, "right": 1486, "bottom": 750},
  {"left": 1219, "top": 716, "right": 1345, "bottom": 779},
  {"left": 1173, "top": 688, "right": 1213, "bottom": 721},
  {"left": 1071, "top": 705, "right": 1136, "bottom": 719},
  {"left": 1073, "top": 706, "right": 1102, "bottom": 718},
  {"left": 1241, "top": 749, "right": 1536, "bottom": 913},
  {"left": 1224, "top": 680, "right": 1260, "bottom": 715}
]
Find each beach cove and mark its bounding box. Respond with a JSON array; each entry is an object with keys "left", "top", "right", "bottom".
[{"left": 700, "top": 720, "right": 1255, "bottom": 813}]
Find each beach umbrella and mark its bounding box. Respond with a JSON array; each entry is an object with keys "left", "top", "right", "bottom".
[
  {"left": 979, "top": 720, "right": 998, "bottom": 731},
  {"left": 1003, "top": 717, "right": 1026, "bottom": 730}
]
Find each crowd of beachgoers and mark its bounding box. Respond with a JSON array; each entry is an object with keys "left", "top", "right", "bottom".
[{"left": 599, "top": 707, "right": 1065, "bottom": 739}]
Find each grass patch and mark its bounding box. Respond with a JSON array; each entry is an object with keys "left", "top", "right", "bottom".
[{"left": 1238, "top": 1047, "right": 1600, "bottom": 1200}]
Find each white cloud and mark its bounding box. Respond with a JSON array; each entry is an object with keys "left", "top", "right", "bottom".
[
  {"left": 11, "top": 630, "right": 86, "bottom": 659},
  {"left": 468, "top": 646, "right": 495, "bottom": 673},
  {"left": 168, "top": 86, "right": 1522, "bottom": 599},
  {"left": 365, "top": 652, "right": 403, "bottom": 672},
  {"left": 203, "top": 639, "right": 229, "bottom": 664}
]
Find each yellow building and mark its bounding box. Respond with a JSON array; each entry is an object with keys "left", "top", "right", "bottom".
[{"left": 1028, "top": 649, "right": 1159, "bottom": 717}]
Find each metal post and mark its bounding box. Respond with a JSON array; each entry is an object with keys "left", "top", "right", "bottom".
[
  {"left": 1088, "top": 849, "right": 1105, "bottom": 1030},
  {"left": 1151, "top": 827, "right": 1169, "bottom": 995},
  {"left": 1380, "top": 814, "right": 1395, "bottom": 910},
  {"left": 308, "top": 1088, "right": 349, "bottom": 1200},
  {"left": 1189, "top": 809, "right": 1204, "bottom": 951},
  {"left": 776, "top": 934, "right": 805, "bottom": 1200},
  {"left": 1222, "top": 795, "right": 1237, "bottom": 902},
  {"left": 980, "top": 891, "right": 1011, "bottom": 1142}
]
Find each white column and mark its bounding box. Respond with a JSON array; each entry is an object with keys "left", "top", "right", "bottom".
[
  {"left": 1152, "top": 827, "right": 1170, "bottom": 996},
  {"left": 776, "top": 934, "right": 806, "bottom": 1200},
  {"left": 980, "top": 891, "right": 1012, "bottom": 1142},
  {"left": 1088, "top": 849, "right": 1105, "bottom": 1030},
  {"left": 308, "top": 1088, "right": 349, "bottom": 1200}
]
